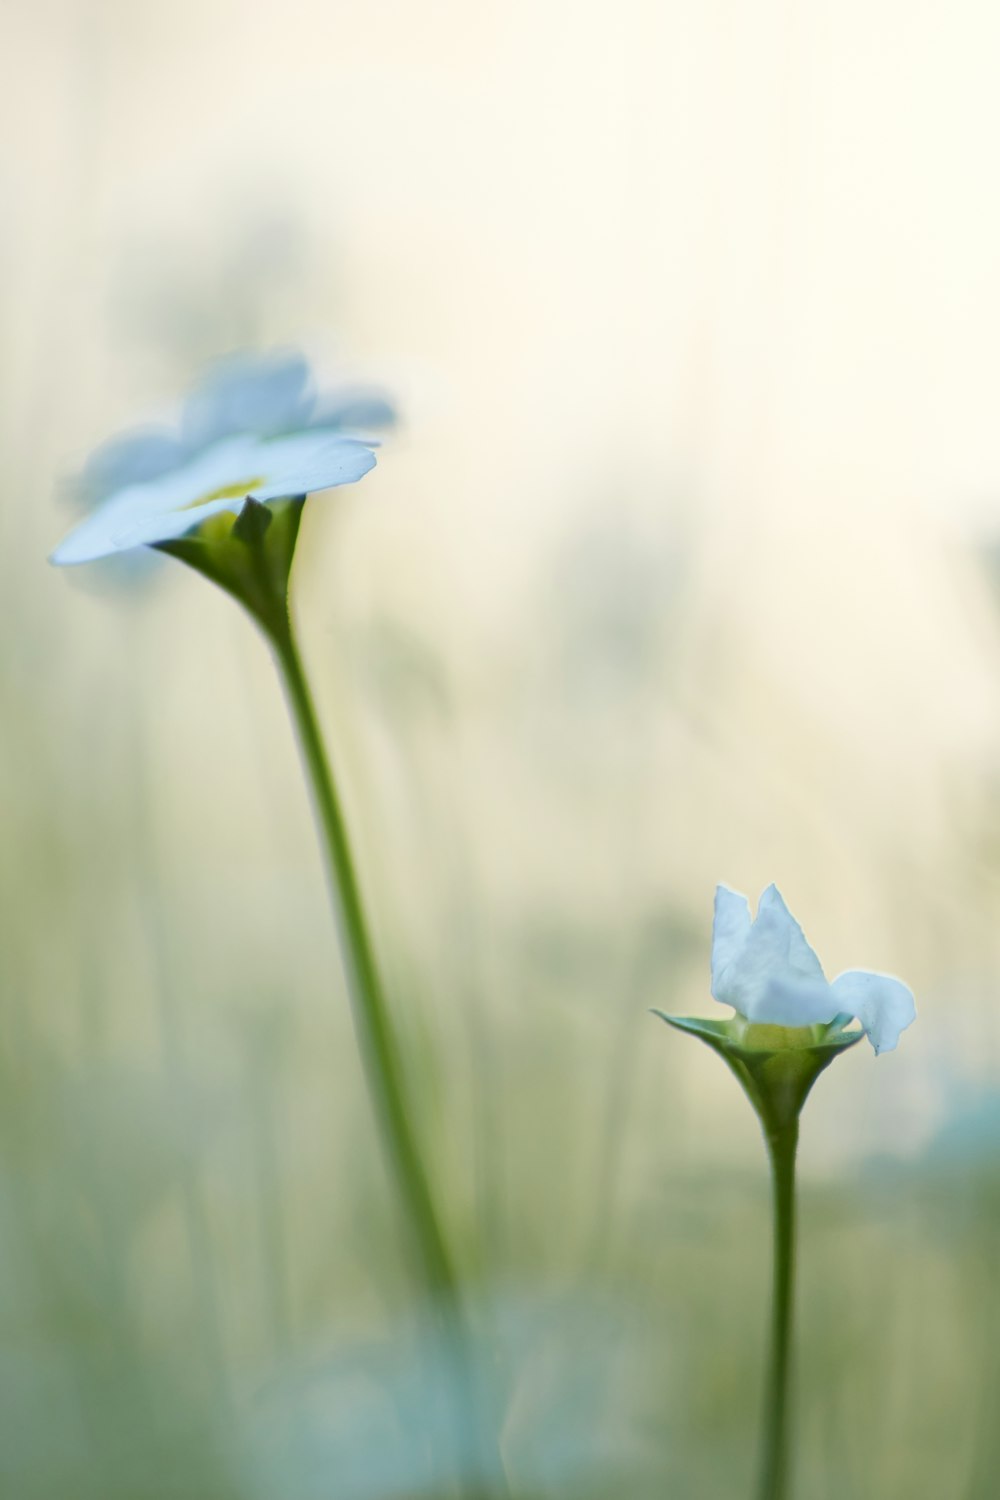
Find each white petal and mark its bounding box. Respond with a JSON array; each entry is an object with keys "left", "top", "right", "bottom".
[
  {"left": 78, "top": 425, "right": 188, "bottom": 505},
  {"left": 711, "top": 885, "right": 752, "bottom": 1005},
  {"left": 749, "top": 977, "right": 840, "bottom": 1027},
  {"left": 713, "top": 883, "right": 827, "bottom": 1020},
  {"left": 51, "top": 436, "right": 261, "bottom": 564},
  {"left": 182, "top": 351, "right": 314, "bottom": 447},
  {"left": 830, "top": 970, "right": 916, "bottom": 1055},
  {"left": 754, "top": 886, "right": 827, "bottom": 986},
  {"left": 113, "top": 495, "right": 255, "bottom": 549},
  {"left": 51, "top": 430, "right": 376, "bottom": 565},
  {"left": 249, "top": 431, "right": 377, "bottom": 501},
  {"left": 311, "top": 392, "right": 396, "bottom": 431}
]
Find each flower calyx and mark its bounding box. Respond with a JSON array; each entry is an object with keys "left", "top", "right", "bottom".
[
  {"left": 652, "top": 1010, "right": 863, "bottom": 1135},
  {"left": 156, "top": 494, "right": 304, "bottom": 638}
]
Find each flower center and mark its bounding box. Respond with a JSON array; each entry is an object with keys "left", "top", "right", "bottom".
[{"left": 182, "top": 477, "right": 267, "bottom": 510}]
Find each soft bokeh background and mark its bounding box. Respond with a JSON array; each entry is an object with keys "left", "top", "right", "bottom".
[{"left": 4, "top": 1, "right": 1000, "bottom": 1495}]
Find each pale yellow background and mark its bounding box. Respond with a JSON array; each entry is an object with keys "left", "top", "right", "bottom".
[{"left": 2, "top": 4, "right": 1000, "bottom": 1494}]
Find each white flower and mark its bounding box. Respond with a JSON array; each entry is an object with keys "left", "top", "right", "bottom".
[
  {"left": 712, "top": 884, "right": 916, "bottom": 1055},
  {"left": 50, "top": 352, "right": 387, "bottom": 567}
]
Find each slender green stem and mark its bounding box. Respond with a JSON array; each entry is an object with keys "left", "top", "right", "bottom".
[
  {"left": 757, "top": 1120, "right": 798, "bottom": 1500},
  {"left": 266, "top": 608, "right": 507, "bottom": 1497},
  {"left": 269, "top": 613, "right": 456, "bottom": 1296}
]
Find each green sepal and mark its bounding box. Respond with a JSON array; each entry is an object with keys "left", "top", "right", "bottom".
[
  {"left": 154, "top": 495, "right": 305, "bottom": 637},
  {"left": 652, "top": 1010, "right": 863, "bottom": 1136}
]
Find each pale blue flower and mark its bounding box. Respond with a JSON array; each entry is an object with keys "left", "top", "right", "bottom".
[
  {"left": 52, "top": 351, "right": 392, "bottom": 567},
  {"left": 180, "top": 349, "right": 317, "bottom": 447},
  {"left": 712, "top": 884, "right": 916, "bottom": 1055}
]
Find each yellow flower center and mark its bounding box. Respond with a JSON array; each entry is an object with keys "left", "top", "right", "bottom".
[{"left": 182, "top": 477, "right": 267, "bottom": 510}]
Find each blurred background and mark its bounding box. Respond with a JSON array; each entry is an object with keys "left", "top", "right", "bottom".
[{"left": 4, "top": 0, "right": 1000, "bottom": 1495}]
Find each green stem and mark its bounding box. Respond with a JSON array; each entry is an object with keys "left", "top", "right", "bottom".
[
  {"left": 757, "top": 1120, "right": 798, "bottom": 1500},
  {"left": 270, "top": 613, "right": 455, "bottom": 1295},
  {"left": 266, "top": 609, "right": 507, "bottom": 1496}
]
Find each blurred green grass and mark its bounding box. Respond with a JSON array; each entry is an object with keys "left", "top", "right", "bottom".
[
  {"left": 6, "top": 9, "right": 1000, "bottom": 1482},
  {"left": 3, "top": 551, "right": 1000, "bottom": 1496}
]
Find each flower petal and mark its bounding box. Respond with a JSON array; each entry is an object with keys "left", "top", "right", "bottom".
[
  {"left": 712, "top": 883, "right": 827, "bottom": 1022},
  {"left": 51, "top": 431, "right": 377, "bottom": 564},
  {"left": 77, "top": 426, "right": 188, "bottom": 506},
  {"left": 112, "top": 495, "right": 262, "bottom": 550},
  {"left": 754, "top": 886, "right": 827, "bottom": 986},
  {"left": 711, "top": 885, "right": 752, "bottom": 1005},
  {"left": 310, "top": 392, "right": 397, "bottom": 432},
  {"left": 247, "top": 431, "right": 377, "bottom": 503},
  {"left": 51, "top": 436, "right": 262, "bottom": 564},
  {"left": 182, "top": 351, "right": 315, "bottom": 448},
  {"left": 751, "top": 977, "right": 840, "bottom": 1027},
  {"left": 830, "top": 970, "right": 916, "bottom": 1055}
]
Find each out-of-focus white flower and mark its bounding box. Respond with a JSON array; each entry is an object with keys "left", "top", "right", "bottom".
[
  {"left": 712, "top": 884, "right": 916, "bottom": 1055},
  {"left": 51, "top": 351, "right": 391, "bottom": 567}
]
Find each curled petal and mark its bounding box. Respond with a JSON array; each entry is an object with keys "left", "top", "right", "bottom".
[
  {"left": 707, "top": 883, "right": 916, "bottom": 1056},
  {"left": 711, "top": 885, "right": 752, "bottom": 1004},
  {"left": 830, "top": 970, "right": 916, "bottom": 1055},
  {"left": 712, "top": 883, "right": 826, "bottom": 1018}
]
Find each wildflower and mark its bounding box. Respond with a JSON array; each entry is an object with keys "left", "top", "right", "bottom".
[
  {"left": 711, "top": 883, "right": 915, "bottom": 1055},
  {"left": 654, "top": 882, "right": 917, "bottom": 1155},
  {"left": 50, "top": 351, "right": 389, "bottom": 567},
  {"left": 655, "top": 889, "right": 916, "bottom": 1497},
  {"left": 52, "top": 351, "right": 507, "bottom": 1491}
]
